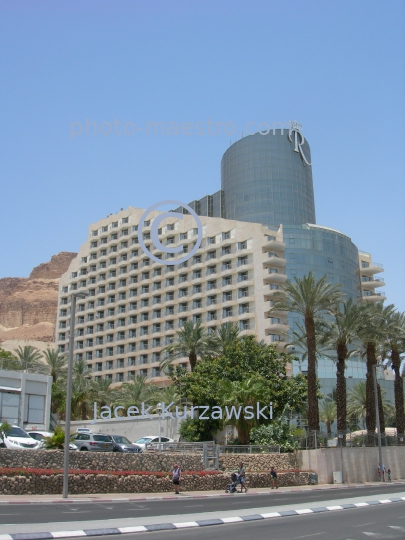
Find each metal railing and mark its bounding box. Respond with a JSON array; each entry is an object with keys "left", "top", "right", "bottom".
[
  {"left": 144, "top": 441, "right": 215, "bottom": 453},
  {"left": 292, "top": 431, "right": 405, "bottom": 449},
  {"left": 218, "top": 445, "right": 280, "bottom": 454}
]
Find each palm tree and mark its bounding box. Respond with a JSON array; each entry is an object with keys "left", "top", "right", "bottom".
[
  {"left": 160, "top": 321, "right": 219, "bottom": 372},
  {"left": 14, "top": 345, "right": 47, "bottom": 374},
  {"left": 272, "top": 272, "right": 343, "bottom": 436},
  {"left": 151, "top": 384, "right": 182, "bottom": 409},
  {"left": 384, "top": 311, "right": 405, "bottom": 438},
  {"left": 71, "top": 359, "right": 93, "bottom": 420},
  {"left": 43, "top": 348, "right": 67, "bottom": 383},
  {"left": 119, "top": 375, "right": 154, "bottom": 410},
  {"left": 357, "top": 303, "right": 394, "bottom": 443},
  {"left": 322, "top": 299, "right": 361, "bottom": 443},
  {"left": 214, "top": 322, "right": 241, "bottom": 355},
  {"left": 319, "top": 399, "right": 337, "bottom": 436},
  {"left": 91, "top": 378, "right": 117, "bottom": 409},
  {"left": 221, "top": 377, "right": 269, "bottom": 444},
  {"left": 347, "top": 382, "right": 367, "bottom": 428}
]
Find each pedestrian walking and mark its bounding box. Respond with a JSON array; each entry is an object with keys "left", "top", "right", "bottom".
[
  {"left": 387, "top": 468, "right": 392, "bottom": 482},
  {"left": 378, "top": 464, "right": 381, "bottom": 480},
  {"left": 270, "top": 466, "right": 278, "bottom": 489},
  {"left": 172, "top": 463, "right": 182, "bottom": 494},
  {"left": 237, "top": 461, "right": 248, "bottom": 493},
  {"left": 382, "top": 463, "right": 386, "bottom": 482}
]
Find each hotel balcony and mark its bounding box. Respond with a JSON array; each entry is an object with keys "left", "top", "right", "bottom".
[
  {"left": 358, "top": 291, "right": 387, "bottom": 303},
  {"left": 263, "top": 239, "right": 286, "bottom": 251},
  {"left": 263, "top": 273, "right": 288, "bottom": 285},
  {"left": 356, "top": 263, "right": 384, "bottom": 277},
  {"left": 265, "top": 322, "right": 290, "bottom": 335},
  {"left": 263, "top": 254, "right": 287, "bottom": 268},
  {"left": 356, "top": 278, "right": 385, "bottom": 290}
]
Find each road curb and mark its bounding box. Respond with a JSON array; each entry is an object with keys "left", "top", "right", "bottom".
[
  {"left": 1, "top": 495, "right": 405, "bottom": 539},
  {"left": 0, "top": 481, "right": 403, "bottom": 505}
]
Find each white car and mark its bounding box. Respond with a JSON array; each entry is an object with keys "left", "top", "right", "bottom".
[
  {"left": 76, "top": 427, "right": 92, "bottom": 434},
  {"left": 27, "top": 430, "right": 79, "bottom": 451},
  {"left": 0, "top": 425, "right": 40, "bottom": 450},
  {"left": 133, "top": 435, "right": 174, "bottom": 450}
]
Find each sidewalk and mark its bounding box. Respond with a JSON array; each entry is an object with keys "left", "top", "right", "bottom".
[{"left": 0, "top": 480, "right": 403, "bottom": 504}]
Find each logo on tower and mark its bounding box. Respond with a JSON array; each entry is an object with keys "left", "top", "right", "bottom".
[{"left": 288, "top": 121, "right": 312, "bottom": 166}]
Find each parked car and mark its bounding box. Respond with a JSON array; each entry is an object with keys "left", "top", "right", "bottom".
[
  {"left": 0, "top": 425, "right": 40, "bottom": 450},
  {"left": 133, "top": 435, "right": 174, "bottom": 450},
  {"left": 71, "top": 432, "right": 113, "bottom": 452},
  {"left": 106, "top": 434, "right": 143, "bottom": 453},
  {"left": 76, "top": 427, "right": 92, "bottom": 434},
  {"left": 26, "top": 430, "right": 78, "bottom": 451}
]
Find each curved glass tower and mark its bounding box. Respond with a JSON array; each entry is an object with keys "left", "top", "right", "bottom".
[{"left": 221, "top": 130, "right": 316, "bottom": 228}]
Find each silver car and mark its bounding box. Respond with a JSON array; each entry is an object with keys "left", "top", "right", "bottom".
[{"left": 71, "top": 433, "right": 113, "bottom": 452}]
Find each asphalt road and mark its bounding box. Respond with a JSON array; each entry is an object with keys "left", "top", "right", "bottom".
[
  {"left": 83, "top": 503, "right": 405, "bottom": 540},
  {"left": 1, "top": 484, "right": 404, "bottom": 525}
]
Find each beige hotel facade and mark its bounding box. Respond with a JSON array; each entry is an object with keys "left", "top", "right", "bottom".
[{"left": 56, "top": 208, "right": 289, "bottom": 385}]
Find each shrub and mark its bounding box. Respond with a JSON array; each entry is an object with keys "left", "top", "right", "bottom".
[{"left": 250, "top": 420, "right": 299, "bottom": 452}]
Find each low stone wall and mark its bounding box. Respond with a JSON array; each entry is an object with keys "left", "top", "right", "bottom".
[
  {"left": 0, "top": 449, "right": 204, "bottom": 472},
  {"left": 220, "top": 453, "right": 297, "bottom": 472},
  {"left": 0, "top": 471, "right": 310, "bottom": 495},
  {"left": 0, "top": 449, "right": 298, "bottom": 473}
]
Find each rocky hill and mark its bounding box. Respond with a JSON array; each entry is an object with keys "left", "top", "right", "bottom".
[{"left": 0, "top": 252, "right": 77, "bottom": 344}]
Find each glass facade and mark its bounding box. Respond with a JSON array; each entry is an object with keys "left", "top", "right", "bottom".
[{"left": 220, "top": 130, "right": 315, "bottom": 227}]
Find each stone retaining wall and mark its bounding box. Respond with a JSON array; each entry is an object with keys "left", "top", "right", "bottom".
[
  {"left": 0, "top": 449, "right": 204, "bottom": 472},
  {"left": 0, "top": 471, "right": 310, "bottom": 495},
  {"left": 220, "top": 453, "right": 297, "bottom": 471},
  {"left": 0, "top": 449, "right": 298, "bottom": 473}
]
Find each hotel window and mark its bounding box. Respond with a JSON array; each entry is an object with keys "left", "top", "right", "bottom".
[
  {"left": 223, "top": 307, "right": 233, "bottom": 318},
  {"left": 239, "top": 320, "right": 250, "bottom": 331},
  {"left": 193, "top": 256, "right": 201, "bottom": 264},
  {"left": 179, "top": 302, "right": 188, "bottom": 312},
  {"left": 239, "top": 303, "right": 249, "bottom": 314},
  {"left": 153, "top": 309, "right": 161, "bottom": 318},
  {"left": 129, "top": 329, "right": 136, "bottom": 338},
  {"left": 141, "top": 313, "right": 149, "bottom": 322},
  {"left": 119, "top": 279, "right": 126, "bottom": 287},
  {"left": 179, "top": 289, "right": 188, "bottom": 298},
  {"left": 222, "top": 261, "right": 232, "bottom": 271},
  {"left": 130, "top": 302, "right": 137, "bottom": 310},
  {"left": 237, "top": 256, "right": 248, "bottom": 266},
  {"left": 108, "top": 295, "right": 115, "bottom": 303},
  {"left": 222, "top": 246, "right": 231, "bottom": 256},
  {"left": 207, "top": 251, "right": 216, "bottom": 260},
  {"left": 118, "top": 318, "right": 125, "bottom": 326},
  {"left": 207, "top": 266, "right": 216, "bottom": 275},
  {"left": 153, "top": 295, "right": 161, "bottom": 304},
  {"left": 152, "top": 323, "right": 161, "bottom": 333},
  {"left": 207, "top": 280, "right": 216, "bottom": 290},
  {"left": 97, "top": 323, "right": 104, "bottom": 332},
  {"left": 166, "top": 320, "right": 174, "bottom": 330},
  {"left": 152, "top": 338, "right": 161, "bottom": 347},
  {"left": 166, "top": 277, "right": 174, "bottom": 286},
  {"left": 128, "top": 357, "right": 136, "bottom": 366},
  {"left": 193, "top": 300, "right": 201, "bottom": 309},
  {"left": 106, "top": 360, "right": 113, "bottom": 370},
  {"left": 208, "top": 311, "right": 217, "bottom": 321},
  {"left": 100, "top": 238, "right": 107, "bottom": 244},
  {"left": 140, "top": 369, "right": 148, "bottom": 377},
  {"left": 207, "top": 295, "right": 216, "bottom": 305},
  {"left": 179, "top": 318, "right": 187, "bottom": 327},
  {"left": 141, "top": 326, "right": 149, "bottom": 336},
  {"left": 152, "top": 352, "right": 160, "bottom": 362},
  {"left": 166, "top": 265, "right": 174, "bottom": 273},
  {"left": 141, "top": 285, "right": 149, "bottom": 294},
  {"left": 193, "top": 284, "right": 201, "bottom": 294},
  {"left": 179, "top": 274, "right": 187, "bottom": 283},
  {"left": 193, "top": 270, "right": 201, "bottom": 279},
  {"left": 85, "top": 352, "right": 92, "bottom": 360},
  {"left": 140, "top": 341, "right": 148, "bottom": 350},
  {"left": 166, "top": 306, "right": 174, "bottom": 315},
  {"left": 107, "top": 335, "right": 113, "bottom": 343},
  {"left": 117, "top": 358, "right": 125, "bottom": 368},
  {"left": 132, "top": 225, "right": 138, "bottom": 232},
  {"left": 99, "top": 261, "right": 106, "bottom": 269},
  {"left": 117, "top": 345, "right": 125, "bottom": 354},
  {"left": 108, "top": 283, "right": 116, "bottom": 290},
  {"left": 129, "top": 315, "right": 137, "bottom": 324},
  {"left": 223, "top": 291, "right": 232, "bottom": 302},
  {"left": 107, "top": 308, "right": 115, "bottom": 316},
  {"left": 222, "top": 276, "right": 232, "bottom": 286},
  {"left": 60, "top": 309, "right": 67, "bottom": 317},
  {"left": 179, "top": 261, "right": 188, "bottom": 268},
  {"left": 153, "top": 282, "right": 161, "bottom": 290},
  {"left": 238, "top": 272, "right": 248, "bottom": 282},
  {"left": 153, "top": 268, "right": 162, "bottom": 276},
  {"left": 237, "top": 241, "right": 247, "bottom": 250},
  {"left": 222, "top": 231, "right": 230, "bottom": 241},
  {"left": 193, "top": 314, "right": 201, "bottom": 324},
  {"left": 96, "top": 336, "right": 103, "bottom": 345},
  {"left": 117, "top": 331, "right": 125, "bottom": 340},
  {"left": 107, "top": 321, "right": 115, "bottom": 329},
  {"left": 207, "top": 237, "right": 215, "bottom": 245},
  {"left": 166, "top": 292, "right": 174, "bottom": 301},
  {"left": 96, "top": 349, "right": 103, "bottom": 358}
]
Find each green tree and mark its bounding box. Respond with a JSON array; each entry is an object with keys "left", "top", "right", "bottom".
[
  {"left": 221, "top": 377, "right": 269, "bottom": 444},
  {"left": 384, "top": 311, "right": 405, "bottom": 437},
  {"left": 319, "top": 399, "right": 337, "bottom": 436},
  {"left": 43, "top": 348, "right": 67, "bottom": 383},
  {"left": 357, "top": 303, "right": 395, "bottom": 442},
  {"left": 347, "top": 381, "right": 392, "bottom": 432},
  {"left": 71, "top": 359, "right": 93, "bottom": 420},
  {"left": 119, "top": 375, "right": 155, "bottom": 411},
  {"left": 272, "top": 272, "right": 343, "bottom": 436},
  {"left": 172, "top": 336, "right": 307, "bottom": 441},
  {"left": 14, "top": 345, "right": 47, "bottom": 374},
  {"left": 161, "top": 320, "right": 219, "bottom": 372},
  {"left": 250, "top": 420, "right": 299, "bottom": 452},
  {"left": 0, "top": 348, "right": 20, "bottom": 371},
  {"left": 322, "top": 299, "right": 361, "bottom": 441},
  {"left": 214, "top": 322, "right": 241, "bottom": 355}
]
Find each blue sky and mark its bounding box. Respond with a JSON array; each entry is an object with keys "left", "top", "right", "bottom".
[{"left": 1, "top": 1, "right": 404, "bottom": 310}]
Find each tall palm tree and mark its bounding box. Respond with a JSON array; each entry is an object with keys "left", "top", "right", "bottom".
[
  {"left": 43, "top": 348, "right": 67, "bottom": 383},
  {"left": 347, "top": 381, "right": 367, "bottom": 428},
  {"left": 322, "top": 299, "right": 361, "bottom": 443},
  {"left": 384, "top": 311, "right": 405, "bottom": 438},
  {"left": 160, "top": 321, "right": 219, "bottom": 372},
  {"left": 14, "top": 345, "right": 47, "bottom": 374},
  {"left": 319, "top": 399, "right": 337, "bottom": 436},
  {"left": 272, "top": 272, "right": 343, "bottom": 435},
  {"left": 357, "top": 303, "right": 394, "bottom": 443},
  {"left": 91, "top": 378, "right": 117, "bottom": 409},
  {"left": 221, "top": 377, "right": 269, "bottom": 444},
  {"left": 214, "top": 322, "right": 241, "bottom": 355},
  {"left": 119, "top": 375, "right": 154, "bottom": 410},
  {"left": 71, "top": 359, "right": 93, "bottom": 420}
]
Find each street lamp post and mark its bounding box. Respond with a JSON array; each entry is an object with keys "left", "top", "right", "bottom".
[
  {"left": 156, "top": 403, "right": 162, "bottom": 452},
  {"left": 63, "top": 292, "right": 88, "bottom": 499},
  {"left": 372, "top": 363, "right": 384, "bottom": 482}
]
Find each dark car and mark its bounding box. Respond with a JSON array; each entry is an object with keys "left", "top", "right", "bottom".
[{"left": 106, "top": 434, "right": 143, "bottom": 453}]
